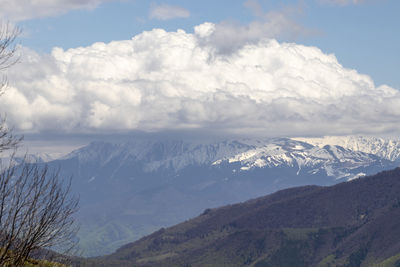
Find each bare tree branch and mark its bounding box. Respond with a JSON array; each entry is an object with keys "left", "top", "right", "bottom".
[
  {"left": 0, "top": 21, "right": 22, "bottom": 153},
  {"left": 0, "top": 157, "right": 79, "bottom": 265},
  {"left": 0, "top": 21, "right": 19, "bottom": 96},
  {"left": 0, "top": 20, "right": 79, "bottom": 266}
]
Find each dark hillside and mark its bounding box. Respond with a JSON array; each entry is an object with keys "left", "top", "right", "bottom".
[{"left": 83, "top": 168, "right": 400, "bottom": 266}]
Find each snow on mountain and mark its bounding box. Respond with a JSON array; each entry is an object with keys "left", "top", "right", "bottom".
[
  {"left": 293, "top": 136, "right": 400, "bottom": 162},
  {"left": 61, "top": 137, "right": 400, "bottom": 182},
  {"left": 24, "top": 152, "right": 58, "bottom": 163},
  {"left": 63, "top": 140, "right": 256, "bottom": 172},
  {"left": 0, "top": 152, "right": 58, "bottom": 166},
  {"left": 52, "top": 136, "right": 400, "bottom": 256},
  {"left": 212, "top": 138, "right": 386, "bottom": 180}
]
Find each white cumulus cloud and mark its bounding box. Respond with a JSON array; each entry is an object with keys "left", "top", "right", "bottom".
[
  {"left": 149, "top": 4, "right": 190, "bottom": 20},
  {"left": 1, "top": 23, "right": 399, "bottom": 138},
  {"left": 200, "top": 0, "right": 314, "bottom": 54},
  {"left": 0, "top": 0, "right": 112, "bottom": 21}
]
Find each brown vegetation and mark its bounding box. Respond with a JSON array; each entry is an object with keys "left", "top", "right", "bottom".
[{"left": 84, "top": 168, "right": 400, "bottom": 266}]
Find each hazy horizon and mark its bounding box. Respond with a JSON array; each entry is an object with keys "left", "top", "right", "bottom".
[{"left": 0, "top": 0, "right": 399, "bottom": 153}]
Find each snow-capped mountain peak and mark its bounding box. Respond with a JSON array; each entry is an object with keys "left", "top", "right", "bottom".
[
  {"left": 211, "top": 138, "right": 387, "bottom": 180},
  {"left": 43, "top": 136, "right": 400, "bottom": 257},
  {"left": 293, "top": 136, "right": 400, "bottom": 161},
  {"left": 63, "top": 139, "right": 256, "bottom": 172},
  {"left": 61, "top": 136, "right": 400, "bottom": 182}
]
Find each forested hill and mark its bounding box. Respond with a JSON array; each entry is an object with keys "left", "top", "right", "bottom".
[{"left": 84, "top": 168, "right": 400, "bottom": 266}]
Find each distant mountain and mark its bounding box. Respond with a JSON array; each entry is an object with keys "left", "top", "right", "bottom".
[
  {"left": 87, "top": 168, "right": 400, "bottom": 266},
  {"left": 44, "top": 136, "right": 400, "bottom": 256},
  {"left": 0, "top": 152, "right": 57, "bottom": 167},
  {"left": 294, "top": 136, "right": 400, "bottom": 162}
]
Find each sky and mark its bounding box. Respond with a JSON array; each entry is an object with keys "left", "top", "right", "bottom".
[{"left": 0, "top": 0, "right": 399, "bottom": 154}]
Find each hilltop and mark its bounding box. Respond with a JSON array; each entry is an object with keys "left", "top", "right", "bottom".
[{"left": 84, "top": 168, "right": 400, "bottom": 266}]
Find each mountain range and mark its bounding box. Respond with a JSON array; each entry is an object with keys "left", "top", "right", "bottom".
[
  {"left": 39, "top": 136, "right": 400, "bottom": 256},
  {"left": 82, "top": 167, "right": 400, "bottom": 266}
]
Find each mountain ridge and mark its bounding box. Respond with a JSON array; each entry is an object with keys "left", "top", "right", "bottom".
[
  {"left": 63, "top": 136, "right": 400, "bottom": 179},
  {"left": 83, "top": 168, "right": 400, "bottom": 266},
  {"left": 294, "top": 136, "right": 400, "bottom": 161},
  {"left": 44, "top": 136, "right": 400, "bottom": 256}
]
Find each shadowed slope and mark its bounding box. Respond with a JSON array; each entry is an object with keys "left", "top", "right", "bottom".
[{"left": 82, "top": 168, "right": 400, "bottom": 266}]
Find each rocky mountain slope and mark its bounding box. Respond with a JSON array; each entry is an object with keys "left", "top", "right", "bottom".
[
  {"left": 43, "top": 136, "right": 400, "bottom": 256},
  {"left": 86, "top": 168, "right": 400, "bottom": 266},
  {"left": 294, "top": 136, "right": 400, "bottom": 162}
]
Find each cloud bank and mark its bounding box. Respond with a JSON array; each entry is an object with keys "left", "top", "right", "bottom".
[
  {"left": 149, "top": 4, "right": 190, "bottom": 20},
  {"left": 0, "top": 0, "right": 112, "bottom": 21},
  {"left": 1, "top": 23, "right": 399, "bottom": 138}
]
